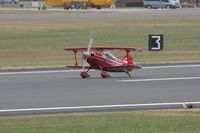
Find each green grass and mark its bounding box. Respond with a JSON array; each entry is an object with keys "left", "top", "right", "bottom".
[
  {"left": 0, "top": 18, "right": 200, "bottom": 68},
  {"left": 0, "top": 110, "right": 200, "bottom": 133}
]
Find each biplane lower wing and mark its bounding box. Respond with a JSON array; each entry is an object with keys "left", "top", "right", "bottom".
[
  {"left": 104, "top": 64, "right": 142, "bottom": 72},
  {"left": 66, "top": 64, "right": 142, "bottom": 71}
]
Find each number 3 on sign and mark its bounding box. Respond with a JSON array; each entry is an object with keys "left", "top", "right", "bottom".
[{"left": 152, "top": 36, "right": 160, "bottom": 50}]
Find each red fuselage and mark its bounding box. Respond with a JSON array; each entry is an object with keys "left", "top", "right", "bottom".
[{"left": 86, "top": 52, "right": 135, "bottom": 72}]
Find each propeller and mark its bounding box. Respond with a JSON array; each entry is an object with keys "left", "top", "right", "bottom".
[
  {"left": 84, "top": 38, "right": 93, "bottom": 57},
  {"left": 82, "top": 38, "right": 93, "bottom": 71}
]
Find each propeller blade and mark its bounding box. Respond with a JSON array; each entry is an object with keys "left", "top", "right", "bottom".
[
  {"left": 85, "top": 38, "right": 93, "bottom": 56},
  {"left": 82, "top": 59, "right": 86, "bottom": 71},
  {"left": 82, "top": 38, "right": 93, "bottom": 71},
  {"left": 82, "top": 56, "right": 87, "bottom": 71}
]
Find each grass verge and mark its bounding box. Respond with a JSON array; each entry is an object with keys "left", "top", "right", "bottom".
[
  {"left": 0, "top": 109, "right": 200, "bottom": 133},
  {"left": 0, "top": 18, "right": 200, "bottom": 69}
]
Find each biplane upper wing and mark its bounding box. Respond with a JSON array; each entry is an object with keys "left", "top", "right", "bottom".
[
  {"left": 64, "top": 48, "right": 87, "bottom": 52},
  {"left": 64, "top": 46, "right": 142, "bottom": 52},
  {"left": 92, "top": 46, "right": 142, "bottom": 52}
]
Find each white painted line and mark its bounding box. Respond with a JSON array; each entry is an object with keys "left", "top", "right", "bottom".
[
  {"left": 0, "top": 64, "right": 200, "bottom": 75},
  {"left": 119, "top": 77, "right": 200, "bottom": 82},
  {"left": 0, "top": 70, "right": 82, "bottom": 75},
  {"left": 0, "top": 102, "right": 200, "bottom": 113},
  {"left": 143, "top": 64, "right": 200, "bottom": 69}
]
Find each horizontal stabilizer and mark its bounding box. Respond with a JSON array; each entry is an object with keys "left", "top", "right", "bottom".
[{"left": 134, "top": 65, "right": 142, "bottom": 69}]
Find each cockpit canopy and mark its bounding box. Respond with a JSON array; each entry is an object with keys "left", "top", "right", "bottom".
[{"left": 102, "top": 51, "right": 117, "bottom": 60}]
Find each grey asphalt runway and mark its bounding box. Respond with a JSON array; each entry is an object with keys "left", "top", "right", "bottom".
[
  {"left": 0, "top": 64, "right": 200, "bottom": 115},
  {"left": 0, "top": 8, "right": 200, "bottom": 21}
]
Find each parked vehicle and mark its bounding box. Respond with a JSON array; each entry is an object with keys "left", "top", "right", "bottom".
[
  {"left": 168, "top": 0, "right": 180, "bottom": 7},
  {"left": 143, "top": 0, "right": 180, "bottom": 9},
  {"left": 0, "top": 0, "right": 18, "bottom": 4}
]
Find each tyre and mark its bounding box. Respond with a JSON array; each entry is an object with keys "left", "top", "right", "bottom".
[
  {"left": 165, "top": 5, "right": 171, "bottom": 9},
  {"left": 64, "top": 3, "right": 70, "bottom": 9},
  {"left": 147, "top": 5, "right": 152, "bottom": 9},
  {"left": 96, "top": 6, "right": 101, "bottom": 9}
]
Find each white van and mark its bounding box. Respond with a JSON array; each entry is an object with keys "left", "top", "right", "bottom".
[
  {"left": 144, "top": 0, "right": 180, "bottom": 9},
  {"left": 169, "top": 0, "right": 180, "bottom": 7},
  {"left": 0, "top": 0, "right": 18, "bottom": 4}
]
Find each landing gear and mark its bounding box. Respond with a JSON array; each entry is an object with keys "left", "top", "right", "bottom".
[
  {"left": 124, "top": 70, "right": 131, "bottom": 78},
  {"left": 99, "top": 66, "right": 110, "bottom": 78},
  {"left": 101, "top": 71, "right": 110, "bottom": 78},
  {"left": 80, "top": 71, "right": 90, "bottom": 78},
  {"left": 80, "top": 67, "right": 91, "bottom": 78}
]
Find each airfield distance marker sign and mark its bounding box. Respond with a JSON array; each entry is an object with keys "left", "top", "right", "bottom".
[{"left": 148, "top": 34, "right": 163, "bottom": 51}]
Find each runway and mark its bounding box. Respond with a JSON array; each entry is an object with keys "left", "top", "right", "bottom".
[{"left": 0, "top": 64, "right": 200, "bottom": 115}]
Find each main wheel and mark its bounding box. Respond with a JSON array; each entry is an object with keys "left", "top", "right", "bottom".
[
  {"left": 64, "top": 3, "right": 70, "bottom": 9},
  {"left": 101, "top": 72, "right": 110, "bottom": 78},
  {"left": 147, "top": 5, "right": 152, "bottom": 9},
  {"left": 80, "top": 72, "right": 90, "bottom": 78},
  {"left": 165, "top": 5, "right": 171, "bottom": 9}
]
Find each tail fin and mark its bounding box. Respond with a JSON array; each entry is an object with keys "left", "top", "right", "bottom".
[{"left": 122, "top": 55, "right": 133, "bottom": 64}]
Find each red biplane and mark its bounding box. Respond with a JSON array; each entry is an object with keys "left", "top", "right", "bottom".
[{"left": 64, "top": 38, "right": 142, "bottom": 78}]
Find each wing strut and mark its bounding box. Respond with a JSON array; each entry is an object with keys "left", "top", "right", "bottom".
[
  {"left": 126, "top": 50, "right": 130, "bottom": 65},
  {"left": 73, "top": 50, "right": 78, "bottom": 67}
]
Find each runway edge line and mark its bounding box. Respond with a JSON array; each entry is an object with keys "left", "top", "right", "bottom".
[{"left": 1, "top": 102, "right": 200, "bottom": 113}]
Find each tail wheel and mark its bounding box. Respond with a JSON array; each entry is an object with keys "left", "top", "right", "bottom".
[{"left": 124, "top": 70, "right": 131, "bottom": 78}]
